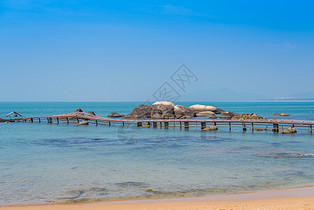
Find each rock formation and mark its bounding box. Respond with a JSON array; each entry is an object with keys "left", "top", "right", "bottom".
[
  {"left": 281, "top": 127, "right": 297, "bottom": 134},
  {"left": 231, "top": 113, "right": 265, "bottom": 120},
  {"left": 87, "top": 111, "right": 96, "bottom": 116},
  {"left": 201, "top": 126, "right": 218, "bottom": 131},
  {"left": 217, "top": 111, "right": 239, "bottom": 119},
  {"left": 123, "top": 105, "right": 152, "bottom": 119},
  {"left": 151, "top": 104, "right": 175, "bottom": 119},
  {"left": 107, "top": 112, "right": 125, "bottom": 118},
  {"left": 174, "top": 105, "right": 194, "bottom": 119},
  {"left": 273, "top": 112, "right": 290, "bottom": 116}
]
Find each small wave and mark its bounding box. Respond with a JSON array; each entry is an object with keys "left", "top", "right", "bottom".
[{"left": 263, "top": 152, "right": 314, "bottom": 158}]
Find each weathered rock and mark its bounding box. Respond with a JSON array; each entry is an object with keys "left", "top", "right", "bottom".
[
  {"left": 188, "top": 104, "right": 217, "bottom": 112},
  {"left": 280, "top": 112, "right": 290, "bottom": 116},
  {"left": 273, "top": 112, "right": 290, "bottom": 116},
  {"left": 218, "top": 111, "right": 239, "bottom": 119},
  {"left": 232, "top": 113, "right": 264, "bottom": 120},
  {"left": 123, "top": 105, "right": 152, "bottom": 119},
  {"left": 77, "top": 120, "right": 88, "bottom": 125},
  {"left": 208, "top": 114, "right": 217, "bottom": 119},
  {"left": 213, "top": 108, "right": 224, "bottom": 114},
  {"left": 107, "top": 112, "right": 124, "bottom": 118},
  {"left": 196, "top": 113, "right": 206, "bottom": 117},
  {"left": 87, "top": 111, "right": 96, "bottom": 116},
  {"left": 197, "top": 111, "right": 215, "bottom": 116},
  {"left": 281, "top": 128, "right": 297, "bottom": 134},
  {"left": 151, "top": 104, "right": 175, "bottom": 119},
  {"left": 255, "top": 128, "right": 264, "bottom": 131},
  {"left": 152, "top": 101, "right": 175, "bottom": 107},
  {"left": 174, "top": 105, "right": 194, "bottom": 119},
  {"left": 74, "top": 108, "right": 83, "bottom": 113},
  {"left": 201, "top": 126, "right": 218, "bottom": 131}
]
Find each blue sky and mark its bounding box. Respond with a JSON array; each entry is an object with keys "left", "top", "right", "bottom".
[{"left": 1, "top": 0, "right": 314, "bottom": 101}]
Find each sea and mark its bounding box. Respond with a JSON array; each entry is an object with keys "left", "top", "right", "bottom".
[{"left": 1, "top": 102, "right": 314, "bottom": 205}]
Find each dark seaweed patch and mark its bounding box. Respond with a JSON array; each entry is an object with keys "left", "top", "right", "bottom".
[{"left": 115, "top": 181, "right": 149, "bottom": 188}]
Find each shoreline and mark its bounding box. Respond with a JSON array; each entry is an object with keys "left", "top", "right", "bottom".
[{"left": 2, "top": 185, "right": 314, "bottom": 209}]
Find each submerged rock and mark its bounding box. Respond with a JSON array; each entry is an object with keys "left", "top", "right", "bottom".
[
  {"left": 77, "top": 120, "right": 88, "bottom": 125},
  {"left": 281, "top": 127, "right": 297, "bottom": 134},
  {"left": 273, "top": 112, "right": 290, "bottom": 116},
  {"left": 107, "top": 112, "right": 124, "bottom": 118},
  {"left": 201, "top": 126, "right": 218, "bottom": 131},
  {"left": 123, "top": 105, "right": 152, "bottom": 119}
]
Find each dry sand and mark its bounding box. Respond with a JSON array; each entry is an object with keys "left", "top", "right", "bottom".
[{"left": 2, "top": 186, "right": 314, "bottom": 210}]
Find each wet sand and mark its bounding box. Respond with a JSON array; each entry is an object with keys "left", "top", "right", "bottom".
[{"left": 2, "top": 186, "right": 314, "bottom": 210}]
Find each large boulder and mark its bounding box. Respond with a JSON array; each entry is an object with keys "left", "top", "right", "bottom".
[
  {"left": 107, "top": 112, "right": 124, "bottom": 118},
  {"left": 196, "top": 111, "right": 215, "bottom": 117},
  {"left": 152, "top": 101, "right": 175, "bottom": 107},
  {"left": 188, "top": 104, "right": 217, "bottom": 112},
  {"left": 174, "top": 105, "right": 194, "bottom": 119},
  {"left": 151, "top": 104, "right": 175, "bottom": 119},
  {"left": 123, "top": 105, "right": 152, "bottom": 119}
]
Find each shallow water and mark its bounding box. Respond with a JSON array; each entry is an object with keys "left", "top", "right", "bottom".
[{"left": 0, "top": 102, "right": 314, "bottom": 205}]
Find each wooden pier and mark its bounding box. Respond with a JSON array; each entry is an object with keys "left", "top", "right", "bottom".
[{"left": 21, "top": 112, "right": 314, "bottom": 134}]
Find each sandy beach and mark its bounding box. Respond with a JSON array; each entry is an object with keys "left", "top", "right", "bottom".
[{"left": 2, "top": 186, "right": 314, "bottom": 210}]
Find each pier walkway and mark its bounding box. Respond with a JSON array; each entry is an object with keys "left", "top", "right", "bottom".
[{"left": 22, "top": 112, "right": 314, "bottom": 133}]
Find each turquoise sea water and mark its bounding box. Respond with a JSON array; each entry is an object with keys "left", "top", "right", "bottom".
[{"left": 1, "top": 102, "right": 314, "bottom": 205}]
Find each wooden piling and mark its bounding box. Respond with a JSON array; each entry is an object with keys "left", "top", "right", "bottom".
[
  {"left": 137, "top": 122, "right": 142, "bottom": 127},
  {"left": 242, "top": 122, "right": 247, "bottom": 132},
  {"left": 56, "top": 117, "right": 59, "bottom": 124},
  {"left": 38, "top": 118, "right": 41, "bottom": 123},
  {"left": 95, "top": 120, "right": 98, "bottom": 126},
  {"left": 153, "top": 122, "right": 157, "bottom": 128},
  {"left": 201, "top": 122, "right": 206, "bottom": 129},
  {"left": 66, "top": 117, "right": 69, "bottom": 124},
  {"left": 251, "top": 123, "right": 254, "bottom": 132},
  {"left": 310, "top": 125, "right": 312, "bottom": 133},
  {"left": 229, "top": 122, "right": 231, "bottom": 131},
  {"left": 164, "top": 122, "right": 169, "bottom": 128},
  {"left": 273, "top": 123, "right": 279, "bottom": 133},
  {"left": 184, "top": 122, "right": 189, "bottom": 129}
]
